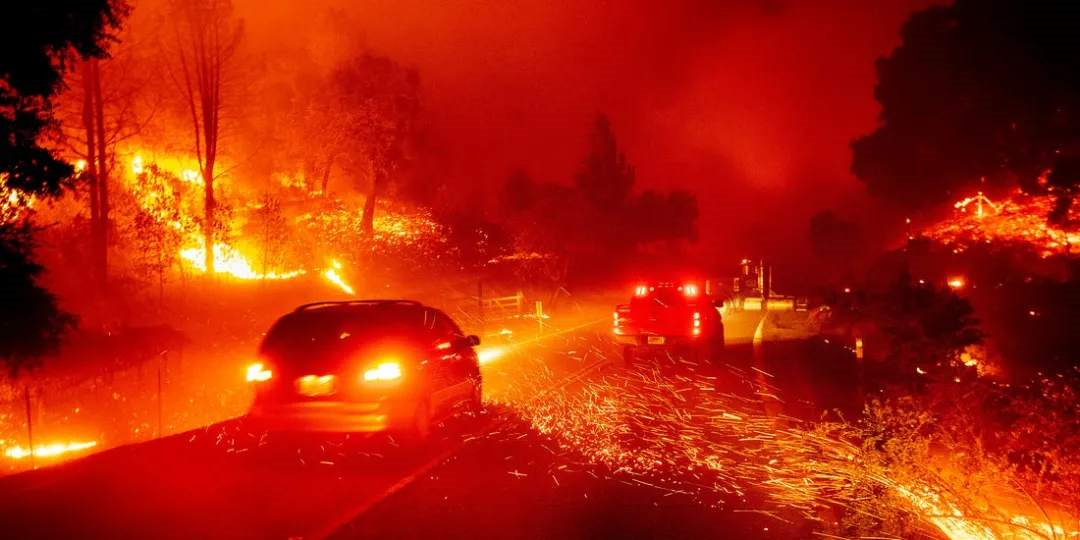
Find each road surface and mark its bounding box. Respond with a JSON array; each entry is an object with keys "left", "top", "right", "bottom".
[{"left": 0, "top": 309, "right": 858, "bottom": 539}]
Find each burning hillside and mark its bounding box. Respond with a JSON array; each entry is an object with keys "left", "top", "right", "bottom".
[
  {"left": 28, "top": 149, "right": 456, "bottom": 301},
  {"left": 923, "top": 190, "right": 1079, "bottom": 258}
]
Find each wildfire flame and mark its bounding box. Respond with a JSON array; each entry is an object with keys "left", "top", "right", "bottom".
[
  {"left": 179, "top": 239, "right": 306, "bottom": 280},
  {"left": 321, "top": 259, "right": 355, "bottom": 295},
  {"left": 3, "top": 440, "right": 98, "bottom": 460},
  {"left": 926, "top": 190, "right": 1079, "bottom": 257}
]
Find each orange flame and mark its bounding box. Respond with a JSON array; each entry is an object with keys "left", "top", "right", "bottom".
[
  {"left": 179, "top": 239, "right": 305, "bottom": 280},
  {"left": 321, "top": 259, "right": 354, "bottom": 294},
  {"left": 4, "top": 440, "right": 98, "bottom": 460}
]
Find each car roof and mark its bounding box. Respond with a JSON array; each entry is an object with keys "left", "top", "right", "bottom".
[{"left": 291, "top": 300, "right": 425, "bottom": 313}]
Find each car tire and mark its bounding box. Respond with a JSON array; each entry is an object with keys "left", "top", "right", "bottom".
[
  {"left": 467, "top": 380, "right": 483, "bottom": 414},
  {"left": 404, "top": 400, "right": 432, "bottom": 444}
]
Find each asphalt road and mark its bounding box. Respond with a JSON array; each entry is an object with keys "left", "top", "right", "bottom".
[{"left": 0, "top": 310, "right": 857, "bottom": 539}]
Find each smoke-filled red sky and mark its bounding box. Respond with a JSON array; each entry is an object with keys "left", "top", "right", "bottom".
[{"left": 234, "top": 0, "right": 938, "bottom": 261}]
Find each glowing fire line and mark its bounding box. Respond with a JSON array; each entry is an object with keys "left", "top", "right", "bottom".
[
  {"left": 179, "top": 240, "right": 306, "bottom": 280},
  {"left": 322, "top": 259, "right": 354, "bottom": 295},
  {"left": 4, "top": 440, "right": 98, "bottom": 460}
]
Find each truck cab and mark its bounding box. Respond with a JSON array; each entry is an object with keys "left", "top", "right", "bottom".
[{"left": 613, "top": 281, "right": 724, "bottom": 363}]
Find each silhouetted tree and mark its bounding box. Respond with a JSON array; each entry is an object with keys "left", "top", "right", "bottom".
[
  {"left": 852, "top": 0, "right": 1080, "bottom": 219},
  {"left": 1047, "top": 155, "right": 1080, "bottom": 224},
  {"left": 575, "top": 114, "right": 634, "bottom": 212},
  {"left": 498, "top": 115, "right": 698, "bottom": 283},
  {"left": 501, "top": 169, "right": 537, "bottom": 213},
  {"left": 0, "top": 224, "right": 77, "bottom": 374},
  {"left": 1, "top": 1, "right": 125, "bottom": 197},
  {"left": 0, "top": 1, "right": 124, "bottom": 373},
  {"left": 328, "top": 54, "right": 420, "bottom": 234},
  {"left": 631, "top": 190, "right": 698, "bottom": 243},
  {"left": 809, "top": 210, "right": 863, "bottom": 262}
]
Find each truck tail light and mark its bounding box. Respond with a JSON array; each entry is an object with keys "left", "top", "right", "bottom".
[{"left": 692, "top": 311, "right": 702, "bottom": 336}]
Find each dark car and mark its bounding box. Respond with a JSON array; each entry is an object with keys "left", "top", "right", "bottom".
[{"left": 246, "top": 300, "right": 482, "bottom": 440}]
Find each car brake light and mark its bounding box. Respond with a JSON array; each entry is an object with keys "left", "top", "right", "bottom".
[
  {"left": 634, "top": 285, "right": 648, "bottom": 297},
  {"left": 435, "top": 341, "right": 452, "bottom": 351},
  {"left": 683, "top": 284, "right": 699, "bottom": 297},
  {"left": 246, "top": 362, "right": 272, "bottom": 382},
  {"left": 363, "top": 361, "right": 402, "bottom": 382}
]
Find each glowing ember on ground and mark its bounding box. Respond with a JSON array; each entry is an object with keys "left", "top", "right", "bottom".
[
  {"left": 4, "top": 441, "right": 98, "bottom": 460},
  {"left": 322, "top": 259, "right": 355, "bottom": 295},
  {"left": 925, "top": 190, "right": 1079, "bottom": 257},
  {"left": 492, "top": 337, "right": 1078, "bottom": 540}
]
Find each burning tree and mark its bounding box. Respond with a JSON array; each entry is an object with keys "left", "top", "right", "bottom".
[
  {"left": 329, "top": 54, "right": 421, "bottom": 235},
  {"left": 124, "top": 165, "right": 187, "bottom": 300},
  {"left": 167, "top": 0, "right": 243, "bottom": 275},
  {"left": 250, "top": 194, "right": 289, "bottom": 280}
]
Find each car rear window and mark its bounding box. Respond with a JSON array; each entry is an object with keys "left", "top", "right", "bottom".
[
  {"left": 631, "top": 288, "right": 688, "bottom": 309},
  {"left": 260, "top": 306, "right": 432, "bottom": 364}
]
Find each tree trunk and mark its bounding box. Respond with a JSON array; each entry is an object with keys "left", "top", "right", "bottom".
[
  {"left": 91, "top": 59, "right": 109, "bottom": 290},
  {"left": 361, "top": 175, "right": 379, "bottom": 235},
  {"left": 203, "top": 172, "right": 215, "bottom": 274},
  {"left": 81, "top": 61, "right": 103, "bottom": 290},
  {"left": 321, "top": 154, "right": 334, "bottom": 195}
]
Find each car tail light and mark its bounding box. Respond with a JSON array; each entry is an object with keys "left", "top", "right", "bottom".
[
  {"left": 613, "top": 311, "right": 622, "bottom": 335},
  {"left": 634, "top": 284, "right": 648, "bottom": 297},
  {"left": 683, "top": 284, "right": 699, "bottom": 297},
  {"left": 246, "top": 362, "right": 272, "bottom": 383},
  {"left": 363, "top": 361, "right": 403, "bottom": 382}
]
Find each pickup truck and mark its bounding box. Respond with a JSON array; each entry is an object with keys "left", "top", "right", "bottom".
[{"left": 613, "top": 281, "right": 724, "bottom": 364}]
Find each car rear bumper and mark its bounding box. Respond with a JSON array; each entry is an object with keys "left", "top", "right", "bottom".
[
  {"left": 615, "top": 334, "right": 703, "bottom": 347},
  {"left": 248, "top": 399, "right": 416, "bottom": 433}
]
